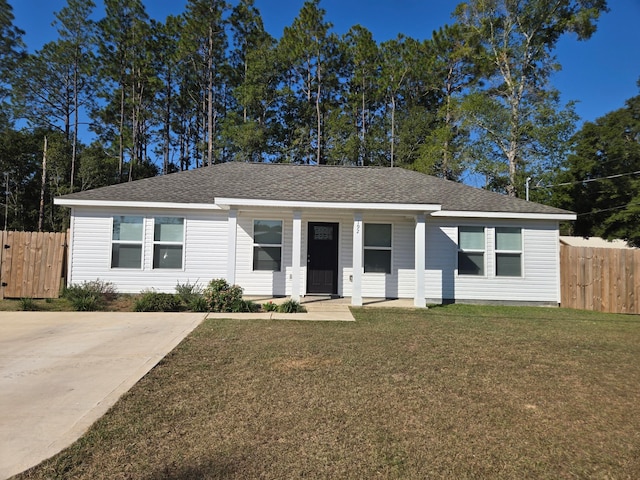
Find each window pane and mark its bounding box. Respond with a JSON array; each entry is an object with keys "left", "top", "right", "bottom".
[
  {"left": 153, "top": 245, "right": 183, "bottom": 269},
  {"left": 496, "top": 253, "right": 521, "bottom": 276},
  {"left": 365, "top": 224, "right": 391, "bottom": 248},
  {"left": 111, "top": 244, "right": 142, "bottom": 268},
  {"left": 364, "top": 249, "right": 391, "bottom": 274},
  {"left": 154, "top": 217, "right": 184, "bottom": 242},
  {"left": 313, "top": 225, "right": 333, "bottom": 241},
  {"left": 254, "top": 220, "right": 282, "bottom": 245},
  {"left": 113, "top": 216, "right": 143, "bottom": 241},
  {"left": 496, "top": 227, "right": 521, "bottom": 251},
  {"left": 458, "top": 251, "right": 484, "bottom": 275},
  {"left": 253, "top": 246, "right": 281, "bottom": 271},
  {"left": 459, "top": 226, "right": 484, "bottom": 250}
]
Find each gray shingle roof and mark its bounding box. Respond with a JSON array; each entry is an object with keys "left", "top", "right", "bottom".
[{"left": 58, "top": 162, "right": 572, "bottom": 215}]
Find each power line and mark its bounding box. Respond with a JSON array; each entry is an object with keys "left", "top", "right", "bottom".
[
  {"left": 576, "top": 202, "right": 640, "bottom": 217},
  {"left": 535, "top": 170, "right": 640, "bottom": 189}
]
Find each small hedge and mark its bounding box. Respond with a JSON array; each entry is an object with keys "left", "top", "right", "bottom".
[
  {"left": 133, "top": 291, "right": 182, "bottom": 312},
  {"left": 203, "top": 279, "right": 259, "bottom": 313},
  {"left": 63, "top": 279, "right": 117, "bottom": 311},
  {"left": 277, "top": 299, "right": 306, "bottom": 313}
]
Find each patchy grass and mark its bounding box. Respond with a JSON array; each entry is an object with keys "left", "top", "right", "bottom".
[{"left": 15, "top": 305, "right": 640, "bottom": 479}]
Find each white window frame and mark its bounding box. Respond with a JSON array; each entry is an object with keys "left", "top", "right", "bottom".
[
  {"left": 494, "top": 227, "right": 523, "bottom": 277},
  {"left": 253, "top": 219, "right": 283, "bottom": 272},
  {"left": 457, "top": 226, "right": 486, "bottom": 276},
  {"left": 152, "top": 217, "right": 185, "bottom": 270},
  {"left": 111, "top": 215, "right": 144, "bottom": 269},
  {"left": 363, "top": 223, "right": 392, "bottom": 274}
]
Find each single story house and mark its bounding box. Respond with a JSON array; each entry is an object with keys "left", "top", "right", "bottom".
[{"left": 55, "top": 162, "right": 576, "bottom": 307}]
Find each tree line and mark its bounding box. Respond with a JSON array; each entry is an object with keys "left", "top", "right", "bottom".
[{"left": 0, "top": 0, "right": 621, "bottom": 236}]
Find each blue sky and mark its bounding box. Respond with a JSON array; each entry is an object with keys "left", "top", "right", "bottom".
[{"left": 9, "top": 0, "right": 640, "bottom": 125}]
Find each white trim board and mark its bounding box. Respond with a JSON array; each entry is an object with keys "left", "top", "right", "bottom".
[
  {"left": 215, "top": 197, "right": 441, "bottom": 212},
  {"left": 431, "top": 210, "right": 576, "bottom": 221}
]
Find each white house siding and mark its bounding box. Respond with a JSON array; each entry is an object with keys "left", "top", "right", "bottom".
[
  {"left": 235, "top": 210, "right": 293, "bottom": 296},
  {"left": 68, "top": 206, "right": 561, "bottom": 304},
  {"left": 233, "top": 210, "right": 416, "bottom": 299},
  {"left": 68, "top": 207, "right": 228, "bottom": 294},
  {"left": 358, "top": 214, "right": 415, "bottom": 299},
  {"left": 424, "top": 219, "right": 561, "bottom": 304},
  {"left": 235, "top": 210, "right": 356, "bottom": 297}
]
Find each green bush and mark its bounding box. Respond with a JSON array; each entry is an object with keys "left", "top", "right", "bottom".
[
  {"left": 203, "top": 279, "right": 245, "bottom": 313},
  {"left": 188, "top": 295, "right": 209, "bottom": 313},
  {"left": 277, "top": 299, "right": 307, "bottom": 313},
  {"left": 71, "top": 294, "right": 101, "bottom": 312},
  {"left": 262, "top": 301, "right": 279, "bottom": 312},
  {"left": 235, "top": 299, "right": 260, "bottom": 313},
  {"left": 133, "top": 291, "right": 182, "bottom": 312},
  {"left": 19, "top": 297, "right": 38, "bottom": 311},
  {"left": 175, "top": 280, "right": 203, "bottom": 303},
  {"left": 63, "top": 279, "right": 117, "bottom": 311}
]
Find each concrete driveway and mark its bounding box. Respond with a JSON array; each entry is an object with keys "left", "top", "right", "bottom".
[{"left": 0, "top": 311, "right": 204, "bottom": 479}]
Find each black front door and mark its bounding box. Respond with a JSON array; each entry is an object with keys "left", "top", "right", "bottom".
[{"left": 307, "top": 222, "right": 339, "bottom": 295}]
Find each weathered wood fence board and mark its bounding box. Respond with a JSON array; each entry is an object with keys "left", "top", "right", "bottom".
[
  {"left": 0, "top": 231, "right": 68, "bottom": 299},
  {"left": 560, "top": 245, "right": 640, "bottom": 314}
]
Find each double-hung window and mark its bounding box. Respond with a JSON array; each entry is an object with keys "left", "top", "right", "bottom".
[
  {"left": 458, "top": 226, "right": 485, "bottom": 275},
  {"left": 495, "top": 227, "right": 522, "bottom": 277},
  {"left": 253, "top": 220, "right": 282, "bottom": 271},
  {"left": 111, "top": 216, "right": 143, "bottom": 268},
  {"left": 364, "top": 223, "right": 392, "bottom": 274},
  {"left": 153, "top": 217, "right": 184, "bottom": 269}
]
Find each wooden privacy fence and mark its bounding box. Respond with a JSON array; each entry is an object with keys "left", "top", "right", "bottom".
[
  {"left": 560, "top": 244, "right": 640, "bottom": 314},
  {"left": 0, "top": 231, "right": 68, "bottom": 299}
]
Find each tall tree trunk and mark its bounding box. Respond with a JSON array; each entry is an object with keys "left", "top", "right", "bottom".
[
  {"left": 163, "top": 75, "right": 171, "bottom": 174},
  {"left": 361, "top": 81, "right": 366, "bottom": 166},
  {"left": 38, "top": 137, "right": 47, "bottom": 232},
  {"left": 390, "top": 96, "right": 395, "bottom": 168},
  {"left": 118, "top": 82, "right": 125, "bottom": 180},
  {"left": 207, "top": 24, "right": 214, "bottom": 166},
  {"left": 315, "top": 61, "right": 322, "bottom": 165},
  {"left": 70, "top": 51, "right": 79, "bottom": 192},
  {"left": 443, "top": 75, "right": 452, "bottom": 179}
]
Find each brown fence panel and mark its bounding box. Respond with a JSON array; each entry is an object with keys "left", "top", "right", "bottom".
[
  {"left": 560, "top": 244, "right": 640, "bottom": 314},
  {"left": 0, "top": 231, "right": 68, "bottom": 299}
]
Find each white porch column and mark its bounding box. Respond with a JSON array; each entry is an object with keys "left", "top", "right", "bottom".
[
  {"left": 352, "top": 212, "right": 363, "bottom": 306},
  {"left": 227, "top": 208, "right": 238, "bottom": 284},
  {"left": 291, "top": 210, "right": 302, "bottom": 302},
  {"left": 414, "top": 214, "right": 426, "bottom": 308}
]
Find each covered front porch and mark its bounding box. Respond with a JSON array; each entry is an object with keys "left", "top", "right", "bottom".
[{"left": 217, "top": 198, "right": 442, "bottom": 308}]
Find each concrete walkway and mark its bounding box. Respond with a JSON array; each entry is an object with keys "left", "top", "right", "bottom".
[
  {"left": 234, "top": 296, "right": 416, "bottom": 322},
  {"left": 0, "top": 312, "right": 205, "bottom": 480}
]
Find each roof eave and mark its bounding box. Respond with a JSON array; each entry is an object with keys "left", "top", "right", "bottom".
[
  {"left": 432, "top": 210, "right": 576, "bottom": 220},
  {"left": 214, "top": 197, "right": 442, "bottom": 212},
  {"left": 54, "top": 198, "right": 221, "bottom": 210}
]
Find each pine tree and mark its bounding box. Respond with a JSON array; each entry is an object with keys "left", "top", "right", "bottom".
[
  {"left": 180, "top": 0, "right": 229, "bottom": 166},
  {"left": 280, "top": 0, "right": 338, "bottom": 164},
  {"left": 0, "top": 0, "right": 25, "bottom": 128}
]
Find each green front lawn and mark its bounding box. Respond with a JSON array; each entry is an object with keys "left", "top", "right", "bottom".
[{"left": 16, "top": 305, "right": 640, "bottom": 479}]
